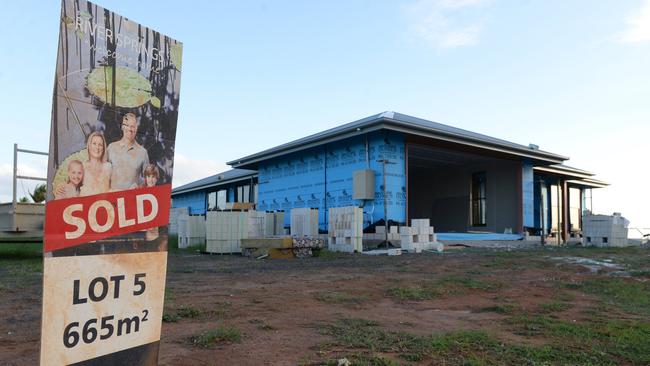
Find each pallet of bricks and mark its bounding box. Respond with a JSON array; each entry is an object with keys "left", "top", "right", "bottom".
[
  {"left": 328, "top": 206, "right": 363, "bottom": 253},
  {"left": 290, "top": 208, "right": 319, "bottom": 237},
  {"left": 169, "top": 207, "right": 189, "bottom": 234},
  {"left": 399, "top": 219, "right": 443, "bottom": 253},
  {"left": 582, "top": 213, "right": 629, "bottom": 247},
  {"left": 177, "top": 214, "right": 206, "bottom": 249},
  {"left": 365, "top": 225, "right": 400, "bottom": 242},
  {"left": 205, "top": 210, "right": 251, "bottom": 254}
]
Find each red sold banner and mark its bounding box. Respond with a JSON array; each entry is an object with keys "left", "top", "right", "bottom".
[
  {"left": 41, "top": 1, "right": 182, "bottom": 364},
  {"left": 44, "top": 184, "right": 171, "bottom": 251}
]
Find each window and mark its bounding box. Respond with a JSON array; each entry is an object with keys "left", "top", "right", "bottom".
[
  {"left": 207, "top": 191, "right": 217, "bottom": 210},
  {"left": 237, "top": 186, "right": 243, "bottom": 203},
  {"left": 471, "top": 172, "right": 487, "bottom": 226},
  {"left": 236, "top": 184, "right": 252, "bottom": 203},
  {"left": 242, "top": 185, "right": 250, "bottom": 202},
  {"left": 217, "top": 189, "right": 227, "bottom": 210}
]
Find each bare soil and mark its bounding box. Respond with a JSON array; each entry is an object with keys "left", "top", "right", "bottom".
[{"left": 0, "top": 246, "right": 647, "bottom": 365}]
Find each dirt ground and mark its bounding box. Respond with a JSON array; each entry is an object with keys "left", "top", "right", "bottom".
[{"left": 1, "top": 245, "right": 649, "bottom": 365}]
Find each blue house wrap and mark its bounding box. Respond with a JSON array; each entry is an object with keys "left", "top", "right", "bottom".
[{"left": 257, "top": 131, "right": 406, "bottom": 230}]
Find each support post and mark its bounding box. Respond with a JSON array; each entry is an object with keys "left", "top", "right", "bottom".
[
  {"left": 12, "top": 143, "right": 17, "bottom": 210},
  {"left": 562, "top": 179, "right": 569, "bottom": 244}
]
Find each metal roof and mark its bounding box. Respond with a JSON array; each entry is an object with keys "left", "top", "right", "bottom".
[
  {"left": 171, "top": 169, "right": 257, "bottom": 196},
  {"left": 228, "top": 111, "right": 569, "bottom": 169},
  {"left": 534, "top": 164, "right": 608, "bottom": 188}
]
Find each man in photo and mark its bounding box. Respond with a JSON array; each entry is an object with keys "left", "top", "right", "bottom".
[{"left": 107, "top": 112, "right": 150, "bottom": 190}]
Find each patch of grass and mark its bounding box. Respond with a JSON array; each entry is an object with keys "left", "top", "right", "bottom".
[
  {"left": 0, "top": 243, "right": 42, "bottom": 259},
  {"left": 163, "top": 305, "right": 202, "bottom": 322},
  {"left": 387, "top": 276, "right": 501, "bottom": 302},
  {"left": 387, "top": 286, "right": 440, "bottom": 301},
  {"left": 191, "top": 325, "right": 241, "bottom": 348},
  {"left": 506, "top": 314, "right": 650, "bottom": 365},
  {"left": 438, "top": 275, "right": 503, "bottom": 293},
  {"left": 574, "top": 278, "right": 650, "bottom": 316},
  {"left": 539, "top": 301, "right": 572, "bottom": 314},
  {"left": 162, "top": 313, "right": 180, "bottom": 323},
  {"left": 314, "top": 291, "right": 370, "bottom": 305},
  {"left": 478, "top": 304, "right": 518, "bottom": 314},
  {"left": 177, "top": 306, "right": 201, "bottom": 318},
  {"left": 314, "top": 249, "right": 346, "bottom": 259},
  {"left": 319, "top": 318, "right": 613, "bottom": 365},
  {"left": 553, "top": 291, "right": 576, "bottom": 302}
]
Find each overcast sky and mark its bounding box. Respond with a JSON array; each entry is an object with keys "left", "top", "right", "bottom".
[{"left": 0, "top": 0, "right": 648, "bottom": 233}]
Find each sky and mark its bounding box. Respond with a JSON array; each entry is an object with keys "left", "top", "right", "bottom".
[{"left": 0, "top": 0, "right": 648, "bottom": 234}]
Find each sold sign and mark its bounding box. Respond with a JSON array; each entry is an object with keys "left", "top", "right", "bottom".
[
  {"left": 41, "top": 0, "right": 183, "bottom": 364},
  {"left": 44, "top": 185, "right": 171, "bottom": 251}
]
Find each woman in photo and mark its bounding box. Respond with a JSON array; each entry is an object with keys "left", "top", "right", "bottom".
[
  {"left": 80, "top": 131, "right": 112, "bottom": 196},
  {"left": 53, "top": 159, "right": 84, "bottom": 199}
]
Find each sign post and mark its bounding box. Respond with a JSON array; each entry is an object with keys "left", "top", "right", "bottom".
[{"left": 41, "top": 1, "right": 182, "bottom": 364}]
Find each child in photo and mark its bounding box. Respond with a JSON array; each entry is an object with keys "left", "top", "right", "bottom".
[{"left": 54, "top": 159, "right": 83, "bottom": 199}]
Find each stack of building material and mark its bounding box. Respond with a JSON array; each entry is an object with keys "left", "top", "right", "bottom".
[
  {"left": 177, "top": 214, "right": 206, "bottom": 249},
  {"left": 399, "top": 219, "right": 443, "bottom": 253},
  {"left": 224, "top": 202, "right": 255, "bottom": 210},
  {"left": 293, "top": 237, "right": 325, "bottom": 258},
  {"left": 264, "top": 212, "right": 275, "bottom": 236},
  {"left": 328, "top": 206, "right": 363, "bottom": 253},
  {"left": 169, "top": 207, "right": 189, "bottom": 234},
  {"left": 240, "top": 237, "right": 325, "bottom": 259},
  {"left": 290, "top": 208, "right": 319, "bottom": 237},
  {"left": 582, "top": 213, "right": 630, "bottom": 247},
  {"left": 205, "top": 211, "right": 250, "bottom": 254},
  {"left": 247, "top": 211, "right": 267, "bottom": 238},
  {"left": 274, "top": 211, "right": 286, "bottom": 235},
  {"left": 364, "top": 226, "right": 400, "bottom": 242}
]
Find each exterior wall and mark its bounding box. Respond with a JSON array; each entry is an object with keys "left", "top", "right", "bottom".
[
  {"left": 257, "top": 131, "right": 406, "bottom": 231},
  {"left": 409, "top": 159, "right": 520, "bottom": 233},
  {"left": 409, "top": 166, "right": 469, "bottom": 232},
  {"left": 172, "top": 190, "right": 205, "bottom": 215},
  {"left": 522, "top": 161, "right": 535, "bottom": 229},
  {"left": 488, "top": 161, "right": 519, "bottom": 233}
]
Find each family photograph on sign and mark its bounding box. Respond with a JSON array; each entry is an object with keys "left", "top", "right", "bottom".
[{"left": 53, "top": 113, "right": 157, "bottom": 199}]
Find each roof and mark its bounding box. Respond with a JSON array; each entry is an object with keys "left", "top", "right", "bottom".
[
  {"left": 228, "top": 111, "right": 569, "bottom": 169},
  {"left": 172, "top": 169, "right": 257, "bottom": 196},
  {"left": 534, "top": 164, "right": 609, "bottom": 188}
]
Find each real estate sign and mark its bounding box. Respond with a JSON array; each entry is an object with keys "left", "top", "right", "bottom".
[{"left": 41, "top": 1, "right": 182, "bottom": 364}]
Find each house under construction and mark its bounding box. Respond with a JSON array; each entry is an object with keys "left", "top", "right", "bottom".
[{"left": 171, "top": 112, "right": 607, "bottom": 244}]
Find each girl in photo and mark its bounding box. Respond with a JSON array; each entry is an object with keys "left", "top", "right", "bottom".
[{"left": 54, "top": 159, "right": 84, "bottom": 199}]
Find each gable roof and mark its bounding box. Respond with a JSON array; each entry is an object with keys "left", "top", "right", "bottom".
[{"left": 228, "top": 111, "right": 568, "bottom": 169}]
